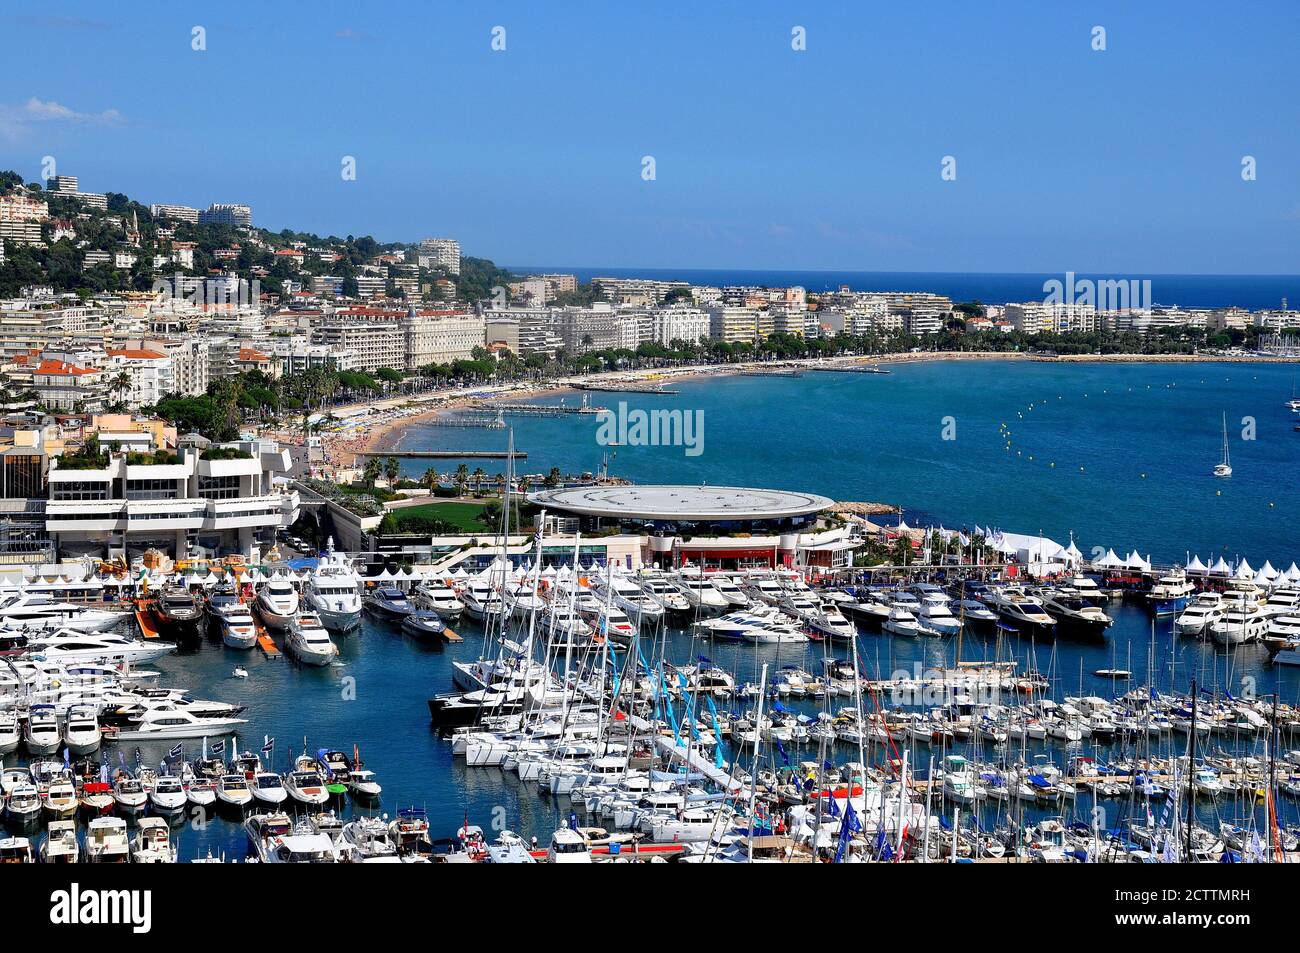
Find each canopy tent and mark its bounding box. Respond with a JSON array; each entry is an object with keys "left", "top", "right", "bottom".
[
  {"left": 1234, "top": 559, "right": 1255, "bottom": 580},
  {"left": 1093, "top": 548, "right": 1124, "bottom": 569},
  {"left": 1287, "top": 563, "right": 1300, "bottom": 583},
  {"left": 1061, "top": 540, "right": 1084, "bottom": 566},
  {"left": 1123, "top": 551, "right": 1151, "bottom": 571},
  {"left": 1208, "top": 557, "right": 1232, "bottom": 575},
  {"left": 1185, "top": 555, "right": 1208, "bottom": 573},
  {"left": 1258, "top": 560, "right": 1279, "bottom": 580}
]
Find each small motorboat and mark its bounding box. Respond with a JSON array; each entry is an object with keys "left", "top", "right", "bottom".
[
  {"left": 148, "top": 775, "right": 188, "bottom": 814},
  {"left": 251, "top": 771, "right": 288, "bottom": 807},
  {"left": 365, "top": 586, "right": 414, "bottom": 621}
]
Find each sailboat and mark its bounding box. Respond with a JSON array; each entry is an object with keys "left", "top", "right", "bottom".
[{"left": 1213, "top": 412, "right": 1232, "bottom": 478}]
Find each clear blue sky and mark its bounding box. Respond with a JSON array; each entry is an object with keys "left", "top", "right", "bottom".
[{"left": 2, "top": 1, "right": 1297, "bottom": 274}]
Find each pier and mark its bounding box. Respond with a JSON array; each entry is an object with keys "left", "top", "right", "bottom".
[
  {"left": 573, "top": 383, "right": 680, "bottom": 394},
  {"left": 479, "top": 401, "right": 604, "bottom": 416}
]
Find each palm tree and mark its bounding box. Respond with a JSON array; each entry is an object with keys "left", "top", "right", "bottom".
[
  {"left": 453, "top": 463, "right": 470, "bottom": 497},
  {"left": 383, "top": 455, "right": 401, "bottom": 487},
  {"left": 110, "top": 371, "right": 132, "bottom": 408},
  {"left": 544, "top": 466, "right": 562, "bottom": 488},
  {"left": 471, "top": 467, "right": 485, "bottom": 495},
  {"left": 421, "top": 467, "right": 440, "bottom": 495},
  {"left": 362, "top": 456, "right": 382, "bottom": 488}
]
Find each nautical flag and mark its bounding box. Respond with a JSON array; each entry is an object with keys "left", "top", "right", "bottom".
[
  {"left": 826, "top": 794, "right": 841, "bottom": 818},
  {"left": 262, "top": 735, "right": 275, "bottom": 754},
  {"left": 211, "top": 739, "right": 225, "bottom": 754},
  {"left": 568, "top": 810, "right": 578, "bottom": 832},
  {"left": 168, "top": 742, "right": 183, "bottom": 759},
  {"left": 62, "top": 747, "right": 69, "bottom": 767},
  {"left": 775, "top": 739, "right": 790, "bottom": 766}
]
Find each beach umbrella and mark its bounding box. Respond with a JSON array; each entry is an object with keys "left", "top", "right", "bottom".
[{"left": 1185, "top": 555, "right": 1208, "bottom": 573}]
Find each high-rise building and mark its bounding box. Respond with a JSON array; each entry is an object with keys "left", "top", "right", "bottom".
[
  {"left": 198, "top": 203, "right": 253, "bottom": 227},
  {"left": 150, "top": 203, "right": 201, "bottom": 224},
  {"left": 418, "top": 238, "right": 460, "bottom": 275}
]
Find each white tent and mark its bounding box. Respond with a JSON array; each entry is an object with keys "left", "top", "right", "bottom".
[
  {"left": 1062, "top": 540, "right": 1084, "bottom": 566},
  {"left": 1259, "top": 560, "right": 1279, "bottom": 579},
  {"left": 1185, "top": 555, "right": 1208, "bottom": 573},
  {"left": 895, "top": 519, "right": 911, "bottom": 534},
  {"left": 1093, "top": 548, "right": 1124, "bottom": 569},
  {"left": 1287, "top": 563, "right": 1300, "bottom": 583},
  {"left": 374, "top": 568, "right": 395, "bottom": 582},
  {"left": 1254, "top": 567, "right": 1274, "bottom": 585},
  {"left": 1124, "top": 550, "right": 1150, "bottom": 571},
  {"left": 1235, "top": 559, "right": 1254, "bottom": 579},
  {"left": 1209, "top": 557, "right": 1232, "bottom": 575}
]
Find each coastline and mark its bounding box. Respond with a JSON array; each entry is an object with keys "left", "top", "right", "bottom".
[{"left": 337, "top": 349, "right": 1297, "bottom": 464}]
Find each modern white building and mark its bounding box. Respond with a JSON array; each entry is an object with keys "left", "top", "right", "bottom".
[
  {"left": 418, "top": 238, "right": 461, "bottom": 275},
  {"left": 45, "top": 441, "right": 298, "bottom": 559}
]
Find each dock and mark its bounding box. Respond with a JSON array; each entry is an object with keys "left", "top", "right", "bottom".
[
  {"left": 481, "top": 402, "right": 604, "bottom": 416},
  {"left": 441, "top": 627, "right": 463, "bottom": 644},
  {"left": 253, "top": 618, "right": 281, "bottom": 657},
  {"left": 353, "top": 450, "right": 526, "bottom": 459},
  {"left": 573, "top": 383, "right": 680, "bottom": 395},
  {"left": 135, "top": 608, "right": 161, "bottom": 639}
]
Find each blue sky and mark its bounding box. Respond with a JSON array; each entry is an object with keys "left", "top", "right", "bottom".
[{"left": 1, "top": 1, "right": 1297, "bottom": 274}]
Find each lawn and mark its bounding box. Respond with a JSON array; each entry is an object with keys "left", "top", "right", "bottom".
[{"left": 387, "top": 500, "right": 493, "bottom": 533}]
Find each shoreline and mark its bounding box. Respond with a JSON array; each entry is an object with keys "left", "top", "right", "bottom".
[{"left": 335, "top": 350, "right": 1297, "bottom": 464}]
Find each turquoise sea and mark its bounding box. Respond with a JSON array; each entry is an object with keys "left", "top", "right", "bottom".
[{"left": 398, "top": 360, "right": 1300, "bottom": 568}]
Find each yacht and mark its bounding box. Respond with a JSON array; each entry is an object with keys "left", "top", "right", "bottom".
[
  {"left": 285, "top": 763, "right": 331, "bottom": 807},
  {"left": 915, "top": 597, "right": 963, "bottom": 636},
  {"left": 576, "top": 600, "right": 637, "bottom": 643},
  {"left": 402, "top": 609, "right": 448, "bottom": 640},
  {"left": 84, "top": 816, "right": 130, "bottom": 863},
  {"left": 1145, "top": 570, "right": 1197, "bottom": 616},
  {"left": 1173, "top": 592, "right": 1223, "bottom": 636},
  {"left": 214, "top": 596, "right": 258, "bottom": 649},
  {"left": 540, "top": 602, "right": 593, "bottom": 645},
  {"left": 251, "top": 771, "right": 288, "bottom": 806},
  {"left": 148, "top": 774, "right": 187, "bottom": 814},
  {"left": 841, "top": 591, "right": 893, "bottom": 628},
  {"left": 459, "top": 580, "right": 504, "bottom": 622},
  {"left": 593, "top": 573, "right": 665, "bottom": 626},
  {"left": 61, "top": 704, "right": 102, "bottom": 755},
  {"left": 114, "top": 706, "right": 248, "bottom": 741},
  {"left": 1261, "top": 587, "right": 1300, "bottom": 619},
  {"left": 1039, "top": 587, "right": 1113, "bottom": 639},
  {"left": 673, "top": 571, "right": 730, "bottom": 614},
  {"left": 1213, "top": 412, "right": 1232, "bottom": 478},
  {"left": 346, "top": 768, "right": 382, "bottom": 800},
  {"left": 22, "top": 704, "right": 60, "bottom": 755},
  {"left": 1065, "top": 575, "right": 1107, "bottom": 605},
  {"left": 743, "top": 575, "right": 787, "bottom": 606},
  {"left": 215, "top": 773, "right": 254, "bottom": 811},
  {"left": 988, "top": 586, "right": 1056, "bottom": 634},
  {"left": 1209, "top": 602, "right": 1270, "bottom": 645},
  {"left": 883, "top": 605, "right": 923, "bottom": 637},
  {"left": 111, "top": 773, "right": 148, "bottom": 816},
  {"left": 699, "top": 608, "right": 805, "bottom": 643},
  {"left": 40, "top": 819, "right": 79, "bottom": 863},
  {"left": 304, "top": 541, "right": 363, "bottom": 632},
  {"left": 246, "top": 813, "right": 336, "bottom": 863},
  {"left": 131, "top": 816, "right": 176, "bottom": 863},
  {"left": 636, "top": 573, "right": 692, "bottom": 616},
  {"left": 255, "top": 578, "right": 300, "bottom": 630},
  {"left": 286, "top": 613, "right": 338, "bottom": 666},
  {"left": 21, "top": 630, "right": 173, "bottom": 664},
  {"left": 708, "top": 575, "right": 751, "bottom": 609},
  {"left": 4, "top": 783, "right": 41, "bottom": 825},
  {"left": 365, "top": 586, "right": 414, "bottom": 621},
  {"left": 0, "top": 594, "right": 123, "bottom": 633},
  {"left": 0, "top": 711, "right": 19, "bottom": 755},
  {"left": 953, "top": 598, "right": 998, "bottom": 628},
  {"left": 154, "top": 585, "right": 203, "bottom": 638},
  {"left": 414, "top": 580, "right": 465, "bottom": 619}
]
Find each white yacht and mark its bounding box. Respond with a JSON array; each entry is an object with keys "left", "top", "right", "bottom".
[
  {"left": 40, "top": 819, "right": 79, "bottom": 863},
  {"left": 285, "top": 764, "right": 330, "bottom": 807},
  {"left": 251, "top": 771, "right": 288, "bottom": 806},
  {"left": 459, "top": 580, "right": 504, "bottom": 622},
  {"left": 1173, "top": 592, "right": 1223, "bottom": 636},
  {"left": 744, "top": 575, "right": 787, "bottom": 606},
  {"left": 915, "top": 597, "right": 962, "bottom": 636},
  {"left": 1209, "top": 602, "right": 1270, "bottom": 645},
  {"left": 540, "top": 602, "right": 593, "bottom": 645},
  {"left": 84, "top": 816, "right": 130, "bottom": 863},
  {"left": 148, "top": 775, "right": 187, "bottom": 814},
  {"left": 131, "top": 816, "right": 176, "bottom": 863},
  {"left": 673, "top": 570, "right": 730, "bottom": 613},
  {"left": 0, "top": 594, "right": 124, "bottom": 633},
  {"left": 215, "top": 773, "right": 254, "bottom": 811},
  {"left": 22, "top": 704, "right": 60, "bottom": 755},
  {"left": 61, "top": 704, "right": 102, "bottom": 755},
  {"left": 708, "top": 575, "right": 751, "bottom": 608},
  {"left": 210, "top": 594, "right": 258, "bottom": 649},
  {"left": 286, "top": 613, "right": 338, "bottom": 666},
  {"left": 21, "top": 629, "right": 173, "bottom": 664},
  {"left": 1038, "top": 587, "right": 1113, "bottom": 638},
  {"left": 304, "top": 542, "right": 362, "bottom": 633},
  {"left": 1261, "top": 587, "right": 1300, "bottom": 619},
  {"left": 256, "top": 578, "right": 300, "bottom": 630},
  {"left": 883, "top": 605, "right": 923, "bottom": 637},
  {"left": 593, "top": 573, "right": 665, "bottom": 626},
  {"left": 414, "top": 579, "right": 465, "bottom": 619},
  {"left": 114, "top": 706, "right": 247, "bottom": 741},
  {"left": 636, "top": 573, "right": 692, "bottom": 614},
  {"left": 0, "top": 711, "right": 19, "bottom": 755}
]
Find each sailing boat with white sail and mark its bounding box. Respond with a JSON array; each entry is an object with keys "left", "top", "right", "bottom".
[{"left": 1213, "top": 412, "right": 1232, "bottom": 478}]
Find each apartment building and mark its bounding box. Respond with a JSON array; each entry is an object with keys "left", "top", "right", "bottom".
[
  {"left": 650, "top": 305, "right": 710, "bottom": 346},
  {"left": 311, "top": 312, "right": 406, "bottom": 374},
  {"left": 198, "top": 203, "right": 253, "bottom": 227},
  {"left": 0, "top": 193, "right": 48, "bottom": 245},
  {"left": 418, "top": 238, "right": 461, "bottom": 275},
  {"left": 105, "top": 346, "right": 176, "bottom": 408},
  {"left": 32, "top": 357, "right": 107, "bottom": 411},
  {"left": 1004, "top": 302, "right": 1098, "bottom": 334},
  {"left": 707, "top": 305, "right": 772, "bottom": 344},
  {"left": 404, "top": 310, "right": 486, "bottom": 367},
  {"left": 149, "top": 203, "right": 201, "bottom": 224}
]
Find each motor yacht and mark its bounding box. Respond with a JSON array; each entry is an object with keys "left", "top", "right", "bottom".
[
  {"left": 113, "top": 706, "right": 248, "bottom": 741},
  {"left": 0, "top": 711, "right": 19, "bottom": 755},
  {"left": 841, "top": 591, "right": 893, "bottom": 629},
  {"left": 84, "top": 816, "right": 130, "bottom": 863},
  {"left": 22, "top": 704, "right": 60, "bottom": 755},
  {"left": 132, "top": 816, "right": 176, "bottom": 863},
  {"left": 1209, "top": 602, "right": 1270, "bottom": 645},
  {"left": 707, "top": 575, "right": 751, "bottom": 609},
  {"left": 1145, "top": 570, "right": 1197, "bottom": 616},
  {"left": 0, "top": 594, "right": 123, "bottom": 633},
  {"left": 111, "top": 773, "right": 148, "bottom": 816},
  {"left": 414, "top": 579, "right": 465, "bottom": 619},
  {"left": 4, "top": 783, "right": 41, "bottom": 825},
  {"left": 246, "top": 814, "right": 336, "bottom": 863},
  {"left": 1038, "top": 587, "right": 1113, "bottom": 639},
  {"left": 40, "top": 819, "right": 79, "bottom": 863},
  {"left": 459, "top": 579, "right": 505, "bottom": 622},
  {"left": 347, "top": 768, "right": 382, "bottom": 800},
  {"left": 216, "top": 773, "right": 254, "bottom": 811},
  {"left": 636, "top": 573, "right": 692, "bottom": 616},
  {"left": 673, "top": 570, "right": 730, "bottom": 614},
  {"left": 255, "top": 578, "right": 299, "bottom": 630},
  {"left": 593, "top": 573, "right": 665, "bottom": 627},
  {"left": 883, "top": 605, "right": 923, "bottom": 637},
  {"left": 61, "top": 704, "right": 102, "bottom": 755},
  {"left": 148, "top": 774, "right": 188, "bottom": 814},
  {"left": 251, "top": 770, "right": 288, "bottom": 806},
  {"left": 989, "top": 586, "right": 1056, "bottom": 635},
  {"left": 21, "top": 629, "right": 173, "bottom": 664},
  {"left": 154, "top": 585, "right": 203, "bottom": 638},
  {"left": 304, "top": 540, "right": 363, "bottom": 632},
  {"left": 1173, "top": 592, "right": 1223, "bottom": 636},
  {"left": 365, "top": 585, "right": 414, "bottom": 621},
  {"left": 915, "top": 597, "right": 963, "bottom": 636},
  {"left": 285, "top": 763, "right": 331, "bottom": 807},
  {"left": 214, "top": 596, "right": 258, "bottom": 649},
  {"left": 286, "top": 613, "right": 338, "bottom": 666}
]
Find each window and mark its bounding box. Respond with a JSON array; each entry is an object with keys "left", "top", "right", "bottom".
[
  {"left": 198, "top": 475, "right": 241, "bottom": 500},
  {"left": 50, "top": 481, "right": 110, "bottom": 501},
  {"left": 126, "top": 479, "right": 181, "bottom": 501}
]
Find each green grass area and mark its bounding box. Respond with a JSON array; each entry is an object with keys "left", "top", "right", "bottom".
[{"left": 387, "top": 500, "right": 493, "bottom": 533}]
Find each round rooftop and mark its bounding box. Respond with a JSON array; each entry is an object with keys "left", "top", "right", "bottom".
[{"left": 527, "top": 484, "right": 835, "bottom": 521}]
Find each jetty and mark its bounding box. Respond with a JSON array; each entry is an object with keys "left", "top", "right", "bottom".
[
  {"left": 480, "top": 402, "right": 604, "bottom": 416},
  {"left": 354, "top": 450, "right": 526, "bottom": 459}
]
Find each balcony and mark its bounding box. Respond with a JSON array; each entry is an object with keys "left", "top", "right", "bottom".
[
  {"left": 125, "top": 498, "right": 207, "bottom": 530},
  {"left": 204, "top": 493, "right": 295, "bottom": 530},
  {"left": 46, "top": 500, "right": 126, "bottom": 533}
]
